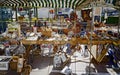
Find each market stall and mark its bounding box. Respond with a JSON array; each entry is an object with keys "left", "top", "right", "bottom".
[{"left": 0, "top": 0, "right": 120, "bottom": 74}]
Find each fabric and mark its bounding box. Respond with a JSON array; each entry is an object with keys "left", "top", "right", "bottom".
[{"left": 1, "top": 0, "right": 86, "bottom": 9}]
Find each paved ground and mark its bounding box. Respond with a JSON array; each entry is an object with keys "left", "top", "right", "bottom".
[
  {"left": 6, "top": 51, "right": 120, "bottom": 75},
  {"left": 30, "top": 51, "right": 120, "bottom": 75}
]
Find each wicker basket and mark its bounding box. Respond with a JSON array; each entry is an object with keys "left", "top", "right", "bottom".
[{"left": 10, "top": 56, "right": 19, "bottom": 70}]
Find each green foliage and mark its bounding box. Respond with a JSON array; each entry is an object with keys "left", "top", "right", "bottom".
[{"left": 101, "top": 16, "right": 119, "bottom": 24}]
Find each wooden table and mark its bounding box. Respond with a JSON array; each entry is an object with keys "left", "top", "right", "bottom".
[
  {"left": 21, "top": 37, "right": 120, "bottom": 45},
  {"left": 21, "top": 37, "right": 120, "bottom": 62}
]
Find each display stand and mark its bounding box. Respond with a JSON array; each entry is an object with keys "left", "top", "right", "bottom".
[{"left": 88, "top": 44, "right": 108, "bottom": 62}]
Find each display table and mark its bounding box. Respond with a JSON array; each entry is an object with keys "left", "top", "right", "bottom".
[
  {"left": 21, "top": 37, "right": 120, "bottom": 62},
  {"left": 21, "top": 37, "right": 120, "bottom": 45},
  {"left": 21, "top": 37, "right": 76, "bottom": 45}
]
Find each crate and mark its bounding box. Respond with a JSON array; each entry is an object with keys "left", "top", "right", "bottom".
[{"left": 0, "top": 56, "right": 12, "bottom": 70}]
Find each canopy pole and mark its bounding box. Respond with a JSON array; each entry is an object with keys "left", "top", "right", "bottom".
[
  {"left": 28, "top": 8, "right": 32, "bottom": 27},
  {"left": 15, "top": 8, "right": 18, "bottom": 21},
  {"left": 74, "top": 9, "right": 77, "bottom": 75},
  {"left": 33, "top": 7, "right": 35, "bottom": 26},
  {"left": 36, "top": 7, "right": 38, "bottom": 19},
  {"left": 34, "top": 7, "right": 37, "bottom": 26},
  {"left": 118, "top": 10, "right": 120, "bottom": 36},
  {"left": 89, "top": 3, "right": 94, "bottom": 75}
]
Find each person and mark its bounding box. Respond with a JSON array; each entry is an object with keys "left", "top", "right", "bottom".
[{"left": 108, "top": 45, "right": 119, "bottom": 68}]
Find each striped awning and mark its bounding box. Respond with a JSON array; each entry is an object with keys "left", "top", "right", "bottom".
[{"left": 1, "top": 0, "right": 87, "bottom": 9}]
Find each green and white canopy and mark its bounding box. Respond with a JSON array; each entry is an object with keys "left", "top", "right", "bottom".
[
  {"left": 1, "top": 0, "right": 88, "bottom": 9},
  {"left": 1, "top": 0, "right": 119, "bottom": 9}
]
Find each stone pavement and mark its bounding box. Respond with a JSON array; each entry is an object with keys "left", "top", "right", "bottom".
[
  {"left": 29, "top": 51, "right": 120, "bottom": 75},
  {"left": 6, "top": 51, "right": 120, "bottom": 75}
]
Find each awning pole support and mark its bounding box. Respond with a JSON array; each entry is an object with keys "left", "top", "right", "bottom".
[
  {"left": 15, "top": 8, "right": 18, "bottom": 21},
  {"left": 28, "top": 8, "right": 32, "bottom": 27},
  {"left": 89, "top": 2, "right": 94, "bottom": 75},
  {"left": 118, "top": 10, "right": 120, "bottom": 35}
]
